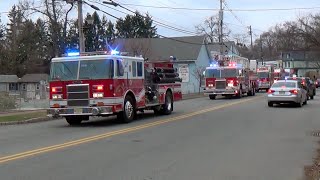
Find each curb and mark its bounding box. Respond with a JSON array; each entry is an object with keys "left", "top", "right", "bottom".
[
  {"left": 0, "top": 117, "right": 57, "bottom": 126},
  {"left": 0, "top": 94, "right": 206, "bottom": 126}
]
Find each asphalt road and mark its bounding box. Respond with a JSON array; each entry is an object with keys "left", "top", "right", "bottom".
[{"left": 1, "top": 91, "right": 320, "bottom": 180}]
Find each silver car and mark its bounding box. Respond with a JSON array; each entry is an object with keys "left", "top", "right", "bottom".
[{"left": 267, "top": 80, "right": 307, "bottom": 107}]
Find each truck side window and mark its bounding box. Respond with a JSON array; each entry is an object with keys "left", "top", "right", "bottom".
[
  {"left": 132, "top": 61, "right": 137, "bottom": 77},
  {"left": 137, "top": 62, "right": 143, "bottom": 77},
  {"left": 117, "top": 59, "right": 124, "bottom": 77}
]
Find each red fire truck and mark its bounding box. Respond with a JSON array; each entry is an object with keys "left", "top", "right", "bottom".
[
  {"left": 273, "top": 68, "right": 283, "bottom": 82},
  {"left": 256, "top": 65, "right": 274, "bottom": 92},
  {"left": 203, "top": 59, "right": 257, "bottom": 99},
  {"left": 47, "top": 50, "right": 182, "bottom": 125}
]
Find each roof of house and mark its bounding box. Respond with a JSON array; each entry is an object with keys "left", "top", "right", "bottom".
[
  {"left": 20, "top": 74, "right": 49, "bottom": 83},
  {"left": 0, "top": 75, "right": 19, "bottom": 83},
  {"left": 113, "top": 36, "right": 206, "bottom": 61},
  {"left": 206, "top": 41, "right": 239, "bottom": 57}
]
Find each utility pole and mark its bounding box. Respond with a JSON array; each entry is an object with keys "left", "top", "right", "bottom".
[
  {"left": 248, "top": 25, "right": 253, "bottom": 49},
  {"left": 260, "top": 35, "right": 263, "bottom": 65},
  {"left": 219, "top": 0, "right": 224, "bottom": 58},
  {"left": 77, "top": 0, "right": 85, "bottom": 53}
]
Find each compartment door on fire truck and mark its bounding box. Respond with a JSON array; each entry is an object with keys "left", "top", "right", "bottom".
[{"left": 129, "top": 59, "right": 144, "bottom": 106}]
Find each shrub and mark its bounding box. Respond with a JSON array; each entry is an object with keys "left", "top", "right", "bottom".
[{"left": 0, "top": 94, "right": 16, "bottom": 111}]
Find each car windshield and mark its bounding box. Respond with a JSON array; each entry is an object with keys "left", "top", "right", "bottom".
[
  {"left": 258, "top": 72, "right": 269, "bottom": 78},
  {"left": 272, "top": 82, "right": 296, "bottom": 88},
  {"left": 50, "top": 61, "right": 78, "bottom": 81},
  {"left": 79, "top": 59, "right": 114, "bottom": 79}
]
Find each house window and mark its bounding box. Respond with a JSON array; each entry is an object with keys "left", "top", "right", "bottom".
[
  {"left": 9, "top": 83, "right": 18, "bottom": 91},
  {"left": 22, "top": 84, "right": 26, "bottom": 90},
  {"left": 137, "top": 62, "right": 143, "bottom": 77},
  {"left": 36, "top": 83, "right": 40, "bottom": 90}
]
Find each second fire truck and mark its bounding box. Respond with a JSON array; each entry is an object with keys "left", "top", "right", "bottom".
[
  {"left": 47, "top": 50, "right": 182, "bottom": 125},
  {"left": 256, "top": 65, "right": 274, "bottom": 92},
  {"left": 203, "top": 58, "right": 257, "bottom": 99}
]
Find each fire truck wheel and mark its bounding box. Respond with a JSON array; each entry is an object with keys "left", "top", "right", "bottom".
[
  {"left": 236, "top": 89, "right": 242, "bottom": 98},
  {"left": 209, "top": 95, "right": 216, "bottom": 100},
  {"left": 118, "top": 95, "right": 136, "bottom": 123},
  {"left": 65, "top": 116, "right": 82, "bottom": 125},
  {"left": 161, "top": 91, "right": 173, "bottom": 115}
]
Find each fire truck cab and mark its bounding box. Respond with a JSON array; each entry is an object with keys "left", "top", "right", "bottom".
[
  {"left": 256, "top": 65, "right": 274, "bottom": 92},
  {"left": 47, "top": 50, "right": 182, "bottom": 125},
  {"left": 203, "top": 60, "right": 256, "bottom": 100}
]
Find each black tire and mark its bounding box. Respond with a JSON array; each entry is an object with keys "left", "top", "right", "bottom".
[
  {"left": 118, "top": 95, "right": 135, "bottom": 123},
  {"left": 268, "top": 102, "right": 273, "bottom": 107},
  {"left": 303, "top": 97, "right": 307, "bottom": 105},
  {"left": 296, "top": 99, "right": 303, "bottom": 107},
  {"left": 161, "top": 91, "right": 173, "bottom": 115},
  {"left": 247, "top": 89, "right": 253, "bottom": 96},
  {"left": 311, "top": 95, "right": 314, "bottom": 100},
  {"left": 209, "top": 95, "right": 216, "bottom": 100},
  {"left": 65, "top": 116, "right": 82, "bottom": 125},
  {"left": 236, "top": 89, "right": 242, "bottom": 98},
  {"left": 252, "top": 88, "right": 256, "bottom": 96}
]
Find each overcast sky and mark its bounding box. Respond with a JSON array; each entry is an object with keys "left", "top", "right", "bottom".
[{"left": 1, "top": 0, "right": 320, "bottom": 42}]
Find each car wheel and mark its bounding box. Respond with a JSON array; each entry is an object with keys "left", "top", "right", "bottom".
[
  {"left": 303, "top": 97, "right": 307, "bottom": 105},
  {"left": 268, "top": 102, "right": 273, "bottom": 107},
  {"left": 296, "top": 100, "right": 303, "bottom": 107}
]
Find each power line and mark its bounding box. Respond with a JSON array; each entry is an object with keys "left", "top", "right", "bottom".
[
  {"left": 84, "top": 1, "right": 211, "bottom": 46},
  {"left": 90, "top": 0, "right": 199, "bottom": 36},
  {"left": 114, "top": 3, "right": 320, "bottom": 12}
]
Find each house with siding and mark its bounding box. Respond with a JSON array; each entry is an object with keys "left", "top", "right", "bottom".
[
  {"left": 281, "top": 50, "right": 320, "bottom": 77},
  {"left": 19, "top": 74, "right": 49, "bottom": 99},
  {"left": 0, "top": 75, "right": 19, "bottom": 94},
  {"left": 113, "top": 36, "right": 243, "bottom": 94}
]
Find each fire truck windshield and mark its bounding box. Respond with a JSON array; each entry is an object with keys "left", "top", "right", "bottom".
[
  {"left": 79, "top": 60, "right": 113, "bottom": 79},
  {"left": 258, "top": 72, "right": 269, "bottom": 78},
  {"left": 50, "top": 59, "right": 114, "bottom": 81},
  {"left": 50, "top": 61, "right": 78, "bottom": 81},
  {"left": 205, "top": 69, "right": 238, "bottom": 78}
]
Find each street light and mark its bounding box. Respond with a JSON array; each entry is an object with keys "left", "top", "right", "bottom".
[{"left": 102, "top": 1, "right": 119, "bottom": 6}]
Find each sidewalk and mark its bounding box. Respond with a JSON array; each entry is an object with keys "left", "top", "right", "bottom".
[{"left": 0, "top": 109, "right": 46, "bottom": 117}]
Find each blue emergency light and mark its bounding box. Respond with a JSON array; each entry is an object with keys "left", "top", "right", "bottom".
[
  {"left": 111, "top": 50, "right": 120, "bottom": 55},
  {"left": 66, "top": 50, "right": 80, "bottom": 57}
]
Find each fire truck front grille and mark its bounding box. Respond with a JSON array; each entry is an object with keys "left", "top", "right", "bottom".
[
  {"left": 67, "top": 84, "right": 89, "bottom": 107},
  {"left": 215, "top": 80, "right": 226, "bottom": 89}
]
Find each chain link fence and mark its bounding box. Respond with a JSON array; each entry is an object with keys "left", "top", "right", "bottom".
[{"left": 0, "top": 85, "right": 49, "bottom": 112}]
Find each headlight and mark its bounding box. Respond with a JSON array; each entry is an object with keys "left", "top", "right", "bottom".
[
  {"left": 208, "top": 84, "right": 214, "bottom": 87},
  {"left": 228, "top": 83, "right": 233, "bottom": 87},
  {"left": 93, "top": 93, "right": 104, "bottom": 98},
  {"left": 52, "top": 94, "right": 63, "bottom": 100}
]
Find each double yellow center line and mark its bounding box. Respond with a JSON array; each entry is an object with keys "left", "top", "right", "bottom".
[{"left": 0, "top": 96, "right": 261, "bottom": 164}]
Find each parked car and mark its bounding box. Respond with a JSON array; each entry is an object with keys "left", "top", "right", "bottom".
[
  {"left": 286, "top": 77, "right": 316, "bottom": 99},
  {"left": 267, "top": 80, "right": 308, "bottom": 107}
]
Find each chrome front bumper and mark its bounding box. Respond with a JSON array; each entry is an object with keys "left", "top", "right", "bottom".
[
  {"left": 204, "top": 88, "right": 238, "bottom": 95},
  {"left": 47, "top": 106, "right": 113, "bottom": 117}
]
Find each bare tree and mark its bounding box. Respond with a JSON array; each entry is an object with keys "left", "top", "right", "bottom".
[
  {"left": 20, "top": 0, "right": 75, "bottom": 57},
  {"left": 195, "top": 14, "right": 230, "bottom": 43},
  {"left": 192, "top": 66, "right": 206, "bottom": 93}
]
